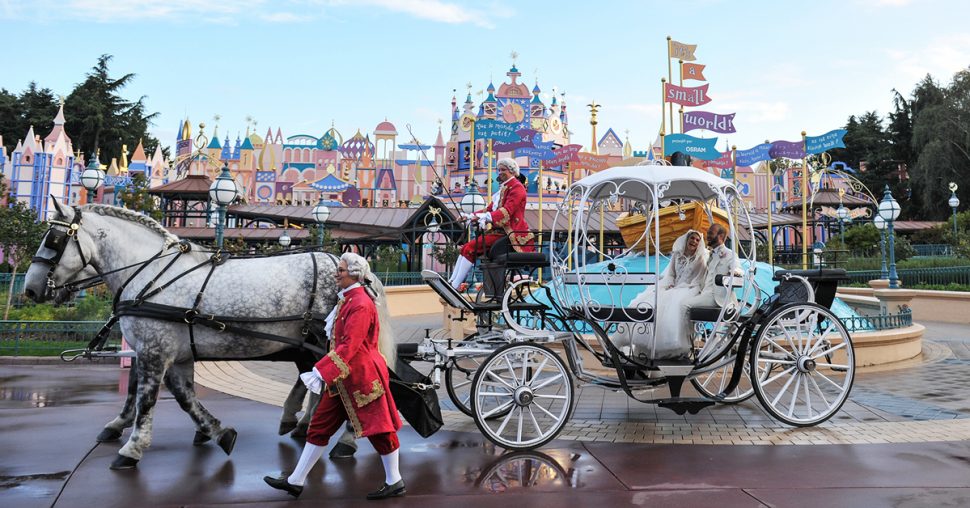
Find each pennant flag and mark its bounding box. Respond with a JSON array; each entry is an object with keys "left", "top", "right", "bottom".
[
  {"left": 804, "top": 129, "right": 847, "bottom": 155},
  {"left": 663, "top": 133, "right": 721, "bottom": 160},
  {"left": 515, "top": 146, "right": 555, "bottom": 160},
  {"left": 577, "top": 152, "right": 612, "bottom": 171},
  {"left": 735, "top": 143, "right": 772, "bottom": 166},
  {"left": 705, "top": 150, "right": 734, "bottom": 169},
  {"left": 669, "top": 40, "right": 697, "bottom": 61},
  {"left": 683, "top": 111, "right": 736, "bottom": 134},
  {"left": 545, "top": 144, "right": 583, "bottom": 167},
  {"left": 474, "top": 119, "right": 520, "bottom": 143},
  {"left": 681, "top": 62, "right": 706, "bottom": 81},
  {"left": 664, "top": 83, "right": 712, "bottom": 107},
  {"left": 491, "top": 128, "right": 538, "bottom": 151},
  {"left": 768, "top": 140, "right": 806, "bottom": 159}
]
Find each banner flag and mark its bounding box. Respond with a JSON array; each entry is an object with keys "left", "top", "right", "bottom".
[
  {"left": 491, "top": 128, "right": 538, "bottom": 151},
  {"left": 804, "top": 129, "right": 847, "bottom": 155},
  {"left": 545, "top": 144, "right": 583, "bottom": 167},
  {"left": 515, "top": 146, "right": 555, "bottom": 160},
  {"left": 735, "top": 143, "right": 772, "bottom": 166},
  {"left": 474, "top": 119, "right": 520, "bottom": 143},
  {"left": 664, "top": 83, "right": 712, "bottom": 107},
  {"left": 768, "top": 140, "right": 806, "bottom": 159},
  {"left": 577, "top": 152, "right": 612, "bottom": 171},
  {"left": 681, "top": 62, "right": 706, "bottom": 81},
  {"left": 663, "top": 133, "right": 721, "bottom": 160},
  {"left": 705, "top": 150, "right": 734, "bottom": 169},
  {"left": 683, "top": 111, "right": 736, "bottom": 134},
  {"left": 669, "top": 40, "right": 697, "bottom": 61}
]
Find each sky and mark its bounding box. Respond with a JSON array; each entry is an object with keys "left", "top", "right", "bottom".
[{"left": 3, "top": 0, "right": 970, "bottom": 159}]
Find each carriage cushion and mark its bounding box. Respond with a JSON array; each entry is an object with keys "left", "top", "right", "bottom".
[
  {"left": 493, "top": 251, "right": 548, "bottom": 268},
  {"left": 689, "top": 306, "right": 737, "bottom": 322}
]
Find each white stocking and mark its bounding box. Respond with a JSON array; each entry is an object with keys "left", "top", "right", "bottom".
[
  {"left": 449, "top": 256, "right": 474, "bottom": 288},
  {"left": 380, "top": 449, "right": 402, "bottom": 485},
  {"left": 287, "top": 443, "right": 324, "bottom": 486}
]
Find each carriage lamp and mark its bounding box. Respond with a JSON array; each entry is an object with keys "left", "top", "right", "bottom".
[
  {"left": 948, "top": 183, "right": 960, "bottom": 239},
  {"left": 427, "top": 216, "right": 440, "bottom": 234},
  {"left": 312, "top": 197, "right": 331, "bottom": 248},
  {"left": 878, "top": 185, "right": 901, "bottom": 288},
  {"left": 80, "top": 154, "right": 105, "bottom": 195},
  {"left": 873, "top": 215, "right": 888, "bottom": 280},
  {"left": 208, "top": 163, "right": 239, "bottom": 250},
  {"left": 278, "top": 230, "right": 292, "bottom": 249},
  {"left": 459, "top": 181, "right": 486, "bottom": 215}
]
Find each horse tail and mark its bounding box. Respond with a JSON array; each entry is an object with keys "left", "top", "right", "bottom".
[{"left": 368, "top": 274, "right": 397, "bottom": 369}]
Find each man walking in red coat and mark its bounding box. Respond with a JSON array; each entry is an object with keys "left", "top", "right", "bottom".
[
  {"left": 265, "top": 252, "right": 405, "bottom": 500},
  {"left": 449, "top": 157, "right": 535, "bottom": 290}
]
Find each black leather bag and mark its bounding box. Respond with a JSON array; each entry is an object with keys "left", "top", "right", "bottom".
[{"left": 389, "top": 360, "right": 443, "bottom": 438}]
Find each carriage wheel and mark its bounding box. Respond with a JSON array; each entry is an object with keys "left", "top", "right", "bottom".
[
  {"left": 471, "top": 343, "right": 573, "bottom": 450},
  {"left": 750, "top": 303, "right": 855, "bottom": 427},
  {"left": 690, "top": 354, "right": 757, "bottom": 403},
  {"left": 446, "top": 354, "right": 488, "bottom": 417}
]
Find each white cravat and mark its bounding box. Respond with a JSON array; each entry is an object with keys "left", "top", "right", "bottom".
[{"left": 324, "top": 282, "right": 361, "bottom": 338}]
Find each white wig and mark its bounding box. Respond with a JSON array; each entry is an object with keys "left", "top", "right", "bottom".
[
  {"left": 341, "top": 252, "right": 371, "bottom": 280},
  {"left": 497, "top": 157, "right": 520, "bottom": 176}
]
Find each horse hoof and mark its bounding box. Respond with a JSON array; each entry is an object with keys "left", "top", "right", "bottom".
[
  {"left": 110, "top": 455, "right": 139, "bottom": 470},
  {"left": 218, "top": 428, "right": 237, "bottom": 455},
  {"left": 278, "top": 421, "right": 297, "bottom": 436},
  {"left": 193, "top": 430, "right": 211, "bottom": 446},
  {"left": 97, "top": 428, "right": 123, "bottom": 442},
  {"left": 290, "top": 424, "right": 308, "bottom": 439}
]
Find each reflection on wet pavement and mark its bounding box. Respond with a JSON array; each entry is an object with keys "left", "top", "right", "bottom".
[{"left": 0, "top": 366, "right": 126, "bottom": 408}]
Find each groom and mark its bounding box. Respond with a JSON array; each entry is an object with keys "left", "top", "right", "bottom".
[{"left": 681, "top": 224, "right": 740, "bottom": 327}]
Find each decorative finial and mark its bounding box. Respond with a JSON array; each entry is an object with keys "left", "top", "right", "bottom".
[
  {"left": 466, "top": 82, "right": 472, "bottom": 92},
  {"left": 510, "top": 50, "right": 518, "bottom": 66}
]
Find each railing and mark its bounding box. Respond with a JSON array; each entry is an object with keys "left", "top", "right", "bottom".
[
  {"left": 0, "top": 273, "right": 27, "bottom": 306},
  {"left": 839, "top": 309, "right": 912, "bottom": 332},
  {"left": 912, "top": 244, "right": 954, "bottom": 257},
  {"left": 0, "top": 320, "right": 122, "bottom": 356},
  {"left": 845, "top": 265, "right": 970, "bottom": 287},
  {"left": 375, "top": 271, "right": 430, "bottom": 286}
]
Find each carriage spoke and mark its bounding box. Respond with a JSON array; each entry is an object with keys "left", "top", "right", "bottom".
[
  {"left": 481, "top": 399, "right": 515, "bottom": 419},
  {"left": 810, "top": 341, "right": 847, "bottom": 360},
  {"left": 813, "top": 369, "right": 846, "bottom": 391},
  {"left": 532, "top": 394, "right": 568, "bottom": 400},
  {"left": 805, "top": 323, "right": 837, "bottom": 357},
  {"left": 531, "top": 373, "right": 564, "bottom": 392},
  {"left": 760, "top": 366, "right": 796, "bottom": 387},
  {"left": 520, "top": 350, "right": 530, "bottom": 387},
  {"left": 494, "top": 404, "right": 517, "bottom": 435},
  {"left": 808, "top": 374, "right": 831, "bottom": 407},
  {"left": 787, "top": 373, "right": 802, "bottom": 418},
  {"left": 486, "top": 371, "right": 516, "bottom": 391},
  {"left": 527, "top": 406, "right": 545, "bottom": 437},
  {"left": 504, "top": 356, "right": 520, "bottom": 385},
  {"left": 516, "top": 406, "right": 524, "bottom": 443},
  {"left": 803, "top": 372, "right": 813, "bottom": 417},
  {"left": 769, "top": 368, "right": 799, "bottom": 407},
  {"left": 532, "top": 400, "right": 559, "bottom": 419},
  {"left": 528, "top": 357, "right": 550, "bottom": 386}
]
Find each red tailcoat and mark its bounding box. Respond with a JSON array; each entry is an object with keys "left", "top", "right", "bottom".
[
  {"left": 315, "top": 286, "right": 401, "bottom": 438},
  {"left": 483, "top": 176, "right": 534, "bottom": 252}
]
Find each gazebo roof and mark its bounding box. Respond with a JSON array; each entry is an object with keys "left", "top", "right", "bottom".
[{"left": 149, "top": 175, "right": 213, "bottom": 196}]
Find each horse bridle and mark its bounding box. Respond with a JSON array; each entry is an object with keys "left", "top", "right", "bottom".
[{"left": 32, "top": 206, "right": 91, "bottom": 291}]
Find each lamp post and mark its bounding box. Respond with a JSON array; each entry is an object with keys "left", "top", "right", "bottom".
[
  {"left": 878, "top": 185, "right": 901, "bottom": 288},
  {"left": 949, "top": 182, "right": 960, "bottom": 239},
  {"left": 312, "top": 197, "right": 331, "bottom": 249},
  {"left": 208, "top": 163, "right": 238, "bottom": 250},
  {"left": 836, "top": 204, "right": 849, "bottom": 245},
  {"left": 80, "top": 153, "right": 105, "bottom": 200},
  {"left": 874, "top": 215, "right": 888, "bottom": 280}
]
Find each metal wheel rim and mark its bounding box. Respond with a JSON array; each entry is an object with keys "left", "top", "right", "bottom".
[
  {"left": 691, "top": 354, "right": 757, "bottom": 403},
  {"left": 751, "top": 303, "right": 855, "bottom": 426},
  {"left": 472, "top": 344, "right": 573, "bottom": 449}
]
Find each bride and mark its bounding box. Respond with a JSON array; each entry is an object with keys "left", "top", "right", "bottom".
[{"left": 614, "top": 230, "right": 708, "bottom": 359}]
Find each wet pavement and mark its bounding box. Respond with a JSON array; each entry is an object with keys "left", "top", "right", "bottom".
[{"left": 4, "top": 319, "right": 970, "bottom": 507}]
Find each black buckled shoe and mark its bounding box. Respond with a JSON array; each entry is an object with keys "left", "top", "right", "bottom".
[
  {"left": 366, "top": 479, "right": 406, "bottom": 500},
  {"left": 263, "top": 475, "right": 303, "bottom": 498},
  {"left": 329, "top": 442, "right": 357, "bottom": 459}
]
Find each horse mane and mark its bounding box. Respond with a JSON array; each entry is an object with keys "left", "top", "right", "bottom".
[{"left": 83, "top": 204, "right": 180, "bottom": 247}]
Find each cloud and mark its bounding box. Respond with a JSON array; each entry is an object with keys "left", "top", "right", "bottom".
[
  {"left": 886, "top": 33, "right": 970, "bottom": 85},
  {"left": 63, "top": 0, "right": 266, "bottom": 22},
  {"left": 349, "top": 0, "right": 507, "bottom": 29},
  {"left": 264, "top": 11, "right": 304, "bottom": 23}
]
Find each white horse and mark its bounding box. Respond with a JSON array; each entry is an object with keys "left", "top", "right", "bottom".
[{"left": 24, "top": 201, "right": 396, "bottom": 469}]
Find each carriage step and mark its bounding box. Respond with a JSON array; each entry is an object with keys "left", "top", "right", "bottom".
[{"left": 657, "top": 398, "right": 716, "bottom": 415}]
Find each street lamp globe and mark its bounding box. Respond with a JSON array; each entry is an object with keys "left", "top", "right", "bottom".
[
  {"left": 427, "top": 216, "right": 440, "bottom": 233},
  {"left": 209, "top": 164, "right": 239, "bottom": 206},
  {"left": 877, "top": 186, "right": 900, "bottom": 222},
  {"left": 949, "top": 192, "right": 960, "bottom": 210},
  {"left": 80, "top": 154, "right": 104, "bottom": 192},
  {"left": 312, "top": 198, "right": 331, "bottom": 225},
  {"left": 873, "top": 215, "right": 886, "bottom": 230},
  {"left": 459, "top": 185, "right": 486, "bottom": 215},
  {"left": 836, "top": 205, "right": 849, "bottom": 221},
  {"left": 278, "top": 230, "right": 292, "bottom": 248}
]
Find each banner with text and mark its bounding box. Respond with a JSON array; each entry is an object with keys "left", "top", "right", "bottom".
[
  {"left": 683, "top": 111, "right": 736, "bottom": 134},
  {"left": 704, "top": 150, "right": 734, "bottom": 169},
  {"left": 669, "top": 40, "right": 697, "bottom": 61},
  {"left": 663, "top": 134, "right": 721, "bottom": 160},
  {"left": 769, "top": 140, "right": 806, "bottom": 159},
  {"left": 544, "top": 144, "right": 583, "bottom": 167},
  {"left": 804, "top": 129, "right": 847, "bottom": 155},
  {"left": 664, "top": 83, "right": 712, "bottom": 107},
  {"left": 576, "top": 152, "right": 613, "bottom": 172},
  {"left": 474, "top": 119, "right": 520, "bottom": 143},
  {"left": 735, "top": 143, "right": 772, "bottom": 166},
  {"left": 681, "top": 62, "right": 706, "bottom": 81}
]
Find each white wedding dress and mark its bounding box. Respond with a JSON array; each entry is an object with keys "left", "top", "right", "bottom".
[{"left": 613, "top": 231, "right": 708, "bottom": 359}]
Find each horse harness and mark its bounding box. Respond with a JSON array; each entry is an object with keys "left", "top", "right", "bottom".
[{"left": 42, "top": 207, "right": 334, "bottom": 360}]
